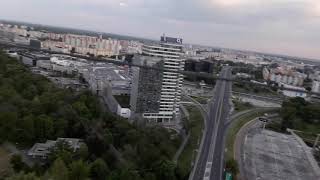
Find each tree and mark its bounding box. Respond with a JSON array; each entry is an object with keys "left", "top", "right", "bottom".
[
  {"left": 6, "top": 172, "right": 40, "bottom": 180},
  {"left": 143, "top": 173, "right": 157, "bottom": 180},
  {"left": 77, "top": 144, "right": 89, "bottom": 160},
  {"left": 0, "top": 111, "right": 18, "bottom": 140},
  {"left": 10, "top": 154, "right": 25, "bottom": 172},
  {"left": 72, "top": 101, "right": 91, "bottom": 119},
  {"left": 50, "top": 158, "right": 69, "bottom": 180},
  {"left": 18, "top": 115, "right": 35, "bottom": 144},
  {"left": 69, "top": 160, "right": 90, "bottom": 180},
  {"left": 53, "top": 118, "right": 67, "bottom": 138},
  {"left": 103, "top": 129, "right": 114, "bottom": 146},
  {"left": 49, "top": 141, "right": 73, "bottom": 165},
  {"left": 107, "top": 169, "right": 142, "bottom": 180},
  {"left": 34, "top": 114, "right": 54, "bottom": 141},
  {"left": 226, "top": 159, "right": 239, "bottom": 176},
  {"left": 306, "top": 87, "right": 312, "bottom": 92},
  {"left": 280, "top": 107, "right": 296, "bottom": 131},
  {"left": 21, "top": 85, "right": 38, "bottom": 100},
  {"left": 153, "top": 160, "right": 176, "bottom": 180},
  {"left": 90, "top": 158, "right": 110, "bottom": 180}
]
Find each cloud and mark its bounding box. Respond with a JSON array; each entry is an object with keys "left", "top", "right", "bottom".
[
  {"left": 0, "top": 0, "right": 319, "bottom": 59},
  {"left": 119, "top": 2, "right": 128, "bottom": 7}
]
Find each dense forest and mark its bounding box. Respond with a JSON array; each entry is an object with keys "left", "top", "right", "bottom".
[{"left": 0, "top": 50, "right": 185, "bottom": 180}]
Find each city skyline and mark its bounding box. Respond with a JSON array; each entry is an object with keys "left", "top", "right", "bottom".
[{"left": 0, "top": 0, "right": 320, "bottom": 60}]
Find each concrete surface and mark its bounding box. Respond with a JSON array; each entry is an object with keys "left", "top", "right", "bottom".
[{"left": 242, "top": 129, "right": 319, "bottom": 180}]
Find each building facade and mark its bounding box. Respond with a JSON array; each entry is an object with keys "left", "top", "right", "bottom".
[
  {"left": 263, "top": 67, "right": 306, "bottom": 86},
  {"left": 130, "top": 36, "right": 185, "bottom": 126},
  {"left": 312, "top": 80, "right": 320, "bottom": 93}
]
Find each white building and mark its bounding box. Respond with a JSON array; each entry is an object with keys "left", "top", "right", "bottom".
[
  {"left": 312, "top": 81, "right": 320, "bottom": 93},
  {"left": 130, "top": 36, "right": 185, "bottom": 126},
  {"left": 264, "top": 67, "right": 306, "bottom": 86},
  {"left": 281, "top": 83, "right": 307, "bottom": 98}
]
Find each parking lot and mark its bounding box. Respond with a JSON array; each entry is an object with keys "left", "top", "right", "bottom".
[{"left": 242, "top": 129, "right": 319, "bottom": 180}]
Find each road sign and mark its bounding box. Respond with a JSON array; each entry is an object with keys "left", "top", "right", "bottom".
[{"left": 225, "top": 173, "right": 232, "bottom": 180}]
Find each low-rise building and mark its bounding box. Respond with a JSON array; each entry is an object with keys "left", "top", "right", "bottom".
[
  {"left": 79, "top": 64, "right": 131, "bottom": 118},
  {"left": 263, "top": 67, "right": 306, "bottom": 86},
  {"left": 312, "top": 80, "right": 320, "bottom": 93},
  {"left": 281, "top": 83, "right": 307, "bottom": 98},
  {"left": 28, "top": 138, "right": 84, "bottom": 159}
]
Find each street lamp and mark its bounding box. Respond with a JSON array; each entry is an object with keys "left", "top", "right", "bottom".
[{"left": 258, "top": 117, "right": 268, "bottom": 131}]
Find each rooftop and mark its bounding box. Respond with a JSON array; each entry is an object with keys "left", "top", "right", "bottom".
[{"left": 28, "top": 138, "right": 83, "bottom": 158}]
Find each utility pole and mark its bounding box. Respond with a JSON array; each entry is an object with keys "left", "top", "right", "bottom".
[{"left": 262, "top": 121, "right": 267, "bottom": 131}]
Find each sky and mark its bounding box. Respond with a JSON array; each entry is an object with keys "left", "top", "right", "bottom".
[{"left": 0, "top": 0, "right": 320, "bottom": 59}]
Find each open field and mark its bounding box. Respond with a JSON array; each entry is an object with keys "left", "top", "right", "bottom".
[{"left": 232, "top": 100, "right": 253, "bottom": 112}]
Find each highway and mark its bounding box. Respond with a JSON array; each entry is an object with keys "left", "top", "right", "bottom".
[{"left": 191, "top": 66, "right": 232, "bottom": 180}]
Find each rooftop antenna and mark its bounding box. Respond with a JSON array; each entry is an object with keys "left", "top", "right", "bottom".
[{"left": 162, "top": 33, "right": 166, "bottom": 42}]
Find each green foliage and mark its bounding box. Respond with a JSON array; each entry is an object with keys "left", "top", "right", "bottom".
[
  {"left": 10, "top": 155, "right": 26, "bottom": 173},
  {"left": 233, "top": 100, "right": 253, "bottom": 112},
  {"left": 69, "top": 160, "right": 90, "bottom": 180},
  {"left": 107, "top": 169, "right": 142, "bottom": 180},
  {"left": 0, "top": 51, "right": 182, "bottom": 180},
  {"left": 49, "top": 141, "right": 73, "bottom": 165},
  {"left": 49, "top": 158, "right": 69, "bottom": 180},
  {"left": 77, "top": 144, "right": 89, "bottom": 160},
  {"left": 5, "top": 172, "right": 40, "bottom": 180},
  {"left": 0, "top": 51, "right": 103, "bottom": 145},
  {"left": 153, "top": 160, "right": 176, "bottom": 180},
  {"left": 90, "top": 158, "right": 109, "bottom": 180},
  {"left": 280, "top": 97, "right": 320, "bottom": 132},
  {"left": 226, "top": 159, "right": 239, "bottom": 177}
]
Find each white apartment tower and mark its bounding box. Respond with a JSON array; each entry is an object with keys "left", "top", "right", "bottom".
[{"left": 130, "top": 36, "right": 185, "bottom": 126}]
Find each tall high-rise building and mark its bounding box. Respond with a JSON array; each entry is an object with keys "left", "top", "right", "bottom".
[{"left": 130, "top": 35, "right": 185, "bottom": 126}]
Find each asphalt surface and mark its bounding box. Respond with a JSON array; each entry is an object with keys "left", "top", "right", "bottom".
[
  {"left": 237, "top": 122, "right": 320, "bottom": 180},
  {"left": 191, "top": 66, "right": 232, "bottom": 180}
]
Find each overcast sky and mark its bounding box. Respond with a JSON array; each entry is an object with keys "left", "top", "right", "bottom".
[{"left": 0, "top": 0, "right": 320, "bottom": 59}]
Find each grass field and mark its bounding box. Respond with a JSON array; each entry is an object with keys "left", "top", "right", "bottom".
[
  {"left": 177, "top": 106, "right": 204, "bottom": 178},
  {"left": 190, "top": 96, "right": 210, "bottom": 104},
  {"left": 0, "top": 146, "right": 11, "bottom": 178},
  {"left": 232, "top": 100, "right": 253, "bottom": 112}
]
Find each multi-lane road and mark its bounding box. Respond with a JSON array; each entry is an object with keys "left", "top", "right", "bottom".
[{"left": 191, "top": 66, "right": 232, "bottom": 180}]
